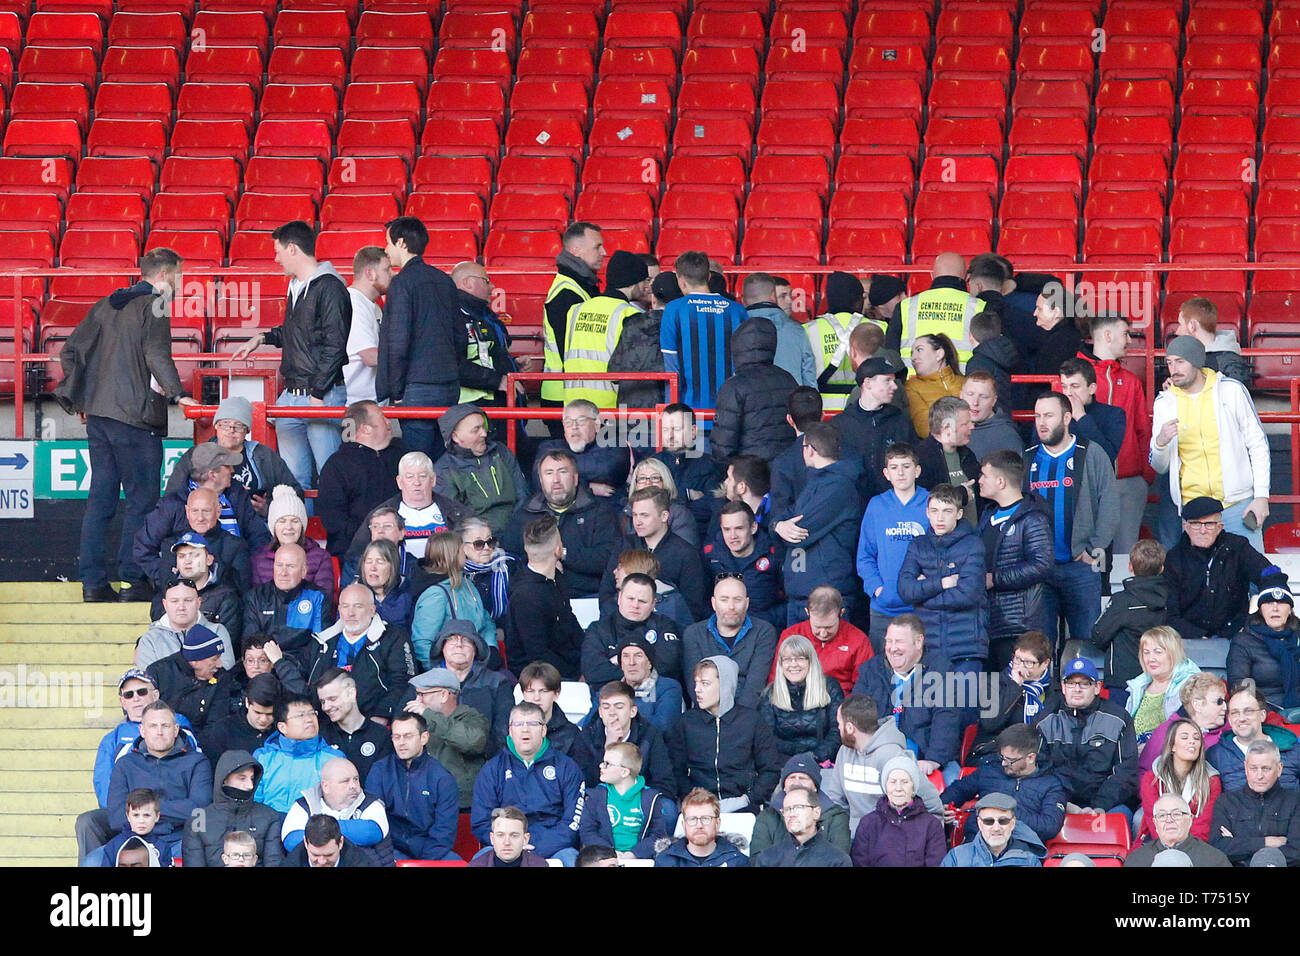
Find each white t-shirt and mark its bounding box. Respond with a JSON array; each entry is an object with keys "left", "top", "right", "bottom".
[
  {"left": 344, "top": 287, "right": 381, "bottom": 404},
  {"left": 399, "top": 500, "right": 449, "bottom": 560}
]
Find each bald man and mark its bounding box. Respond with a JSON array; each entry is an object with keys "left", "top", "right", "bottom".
[
  {"left": 133, "top": 486, "right": 255, "bottom": 592},
  {"left": 306, "top": 583, "right": 416, "bottom": 718},
  {"left": 281, "top": 756, "right": 394, "bottom": 865},
  {"left": 893, "top": 251, "right": 985, "bottom": 365},
  {"left": 243, "top": 541, "right": 331, "bottom": 668}
]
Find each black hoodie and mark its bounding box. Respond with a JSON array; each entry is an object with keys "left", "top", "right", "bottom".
[
  {"left": 1091, "top": 575, "right": 1170, "bottom": 690},
  {"left": 182, "top": 750, "right": 284, "bottom": 867},
  {"left": 710, "top": 317, "right": 799, "bottom": 462}
]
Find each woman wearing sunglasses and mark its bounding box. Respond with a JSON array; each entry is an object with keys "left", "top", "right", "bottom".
[
  {"left": 1139, "top": 672, "right": 1230, "bottom": 777},
  {"left": 457, "top": 516, "right": 514, "bottom": 624}
]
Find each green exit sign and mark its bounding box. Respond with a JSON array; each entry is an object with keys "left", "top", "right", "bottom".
[{"left": 34, "top": 441, "right": 192, "bottom": 500}]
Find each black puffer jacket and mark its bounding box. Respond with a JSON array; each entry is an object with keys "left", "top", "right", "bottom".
[
  {"left": 182, "top": 749, "right": 284, "bottom": 867},
  {"left": 265, "top": 262, "right": 351, "bottom": 399},
  {"left": 582, "top": 609, "right": 683, "bottom": 689},
  {"left": 978, "top": 496, "right": 1053, "bottom": 640},
  {"left": 500, "top": 486, "right": 621, "bottom": 597},
  {"left": 609, "top": 309, "right": 666, "bottom": 410},
  {"left": 1091, "top": 575, "right": 1169, "bottom": 691},
  {"left": 1227, "top": 619, "right": 1300, "bottom": 710},
  {"left": 1209, "top": 783, "right": 1300, "bottom": 866},
  {"left": 304, "top": 616, "right": 417, "bottom": 718},
  {"left": 831, "top": 400, "right": 917, "bottom": 502},
  {"left": 710, "top": 317, "right": 798, "bottom": 463},
  {"left": 1165, "top": 531, "right": 1277, "bottom": 640},
  {"left": 757, "top": 676, "right": 844, "bottom": 763}
]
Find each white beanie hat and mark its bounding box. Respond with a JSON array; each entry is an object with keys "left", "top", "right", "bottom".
[{"left": 266, "top": 484, "right": 307, "bottom": 535}]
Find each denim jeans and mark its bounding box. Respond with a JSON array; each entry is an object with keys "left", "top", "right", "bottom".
[
  {"left": 399, "top": 382, "right": 460, "bottom": 463},
  {"left": 1220, "top": 496, "right": 1265, "bottom": 553},
  {"left": 79, "top": 415, "right": 163, "bottom": 588},
  {"left": 273, "top": 383, "right": 346, "bottom": 494},
  {"left": 1040, "top": 559, "right": 1104, "bottom": 654}
]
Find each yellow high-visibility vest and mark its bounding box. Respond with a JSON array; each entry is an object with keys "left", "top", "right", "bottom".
[
  {"left": 806, "top": 311, "right": 885, "bottom": 412},
  {"left": 543, "top": 273, "right": 591, "bottom": 402},
  {"left": 562, "top": 295, "right": 643, "bottom": 409},
  {"left": 897, "top": 287, "right": 984, "bottom": 365}
]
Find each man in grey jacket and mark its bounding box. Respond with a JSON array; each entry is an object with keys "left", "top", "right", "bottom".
[
  {"left": 741, "top": 272, "right": 816, "bottom": 388},
  {"left": 136, "top": 578, "right": 236, "bottom": 672},
  {"left": 820, "top": 693, "right": 943, "bottom": 835},
  {"left": 58, "top": 247, "right": 198, "bottom": 602},
  {"left": 962, "top": 372, "right": 1023, "bottom": 461}
]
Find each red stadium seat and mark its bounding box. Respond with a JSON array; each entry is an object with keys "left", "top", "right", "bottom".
[
  {"left": 26, "top": 11, "right": 103, "bottom": 54},
  {"left": 420, "top": 118, "right": 502, "bottom": 166},
  {"left": 770, "top": 10, "right": 848, "bottom": 45},
  {"left": 593, "top": 78, "right": 673, "bottom": 124},
  {"left": 496, "top": 155, "right": 579, "bottom": 203},
  {"left": 672, "top": 118, "right": 754, "bottom": 167},
  {"left": 918, "top": 155, "right": 1000, "bottom": 199},
  {"left": 740, "top": 227, "right": 822, "bottom": 268},
  {"left": 752, "top": 154, "right": 832, "bottom": 201},
  {"left": 87, "top": 118, "right": 167, "bottom": 163},
  {"left": 521, "top": 9, "right": 600, "bottom": 54},
  {"left": 912, "top": 224, "right": 991, "bottom": 262},
  {"left": 1086, "top": 188, "right": 1164, "bottom": 230},
  {"left": 656, "top": 225, "right": 735, "bottom": 266},
  {"left": 404, "top": 192, "right": 486, "bottom": 239},
  {"left": 1083, "top": 223, "right": 1163, "bottom": 263},
  {"left": 504, "top": 119, "right": 585, "bottom": 163},
  {"left": 321, "top": 193, "right": 398, "bottom": 231},
  {"left": 573, "top": 190, "right": 654, "bottom": 234},
  {"left": 1173, "top": 151, "right": 1254, "bottom": 200},
  {"left": 236, "top": 192, "right": 317, "bottom": 232},
  {"left": 756, "top": 118, "right": 835, "bottom": 161},
  {"left": 355, "top": 10, "right": 434, "bottom": 51},
  {"left": 1011, "top": 79, "right": 1091, "bottom": 126},
  {"left": 108, "top": 11, "right": 186, "bottom": 52},
  {"left": 660, "top": 186, "right": 739, "bottom": 237},
  {"left": 273, "top": 8, "right": 350, "bottom": 50},
  {"left": 160, "top": 156, "right": 240, "bottom": 203},
  {"left": 599, "top": 46, "right": 678, "bottom": 86},
  {"left": 440, "top": 9, "right": 515, "bottom": 55},
  {"left": 3, "top": 119, "right": 82, "bottom": 166},
  {"left": 226, "top": 231, "right": 276, "bottom": 268},
  {"left": 337, "top": 119, "right": 416, "bottom": 166},
  {"left": 489, "top": 191, "right": 570, "bottom": 232},
  {"left": 928, "top": 77, "right": 1007, "bottom": 125},
  {"left": 1089, "top": 152, "right": 1169, "bottom": 199},
  {"left": 835, "top": 154, "right": 916, "bottom": 201},
  {"left": 190, "top": 10, "right": 271, "bottom": 57},
  {"left": 678, "top": 79, "right": 756, "bottom": 129},
  {"left": 150, "top": 192, "right": 232, "bottom": 241},
  {"left": 1181, "top": 78, "right": 1261, "bottom": 121},
  {"left": 1095, "top": 79, "right": 1175, "bottom": 122},
  {"left": 852, "top": 8, "right": 930, "bottom": 52},
  {"left": 1048, "top": 813, "right": 1131, "bottom": 851},
  {"left": 1187, "top": 4, "right": 1263, "bottom": 43},
  {"left": 1016, "top": 39, "right": 1095, "bottom": 90},
  {"left": 186, "top": 44, "right": 264, "bottom": 94},
  {"left": 510, "top": 79, "right": 591, "bottom": 131},
  {"left": 483, "top": 229, "right": 563, "bottom": 268},
  {"left": 687, "top": 9, "right": 764, "bottom": 51},
  {"left": 1093, "top": 115, "right": 1173, "bottom": 160},
  {"left": 844, "top": 77, "right": 923, "bottom": 125},
  {"left": 0, "top": 157, "right": 74, "bottom": 203},
  {"left": 145, "top": 229, "right": 225, "bottom": 268},
  {"left": 325, "top": 155, "right": 407, "bottom": 203},
  {"left": 433, "top": 48, "right": 513, "bottom": 93},
  {"left": 760, "top": 79, "right": 840, "bottom": 126},
  {"left": 1005, "top": 154, "right": 1084, "bottom": 199},
  {"left": 95, "top": 81, "right": 173, "bottom": 129},
  {"left": 828, "top": 189, "right": 909, "bottom": 230},
  {"left": 18, "top": 45, "right": 97, "bottom": 87},
  {"left": 259, "top": 84, "right": 339, "bottom": 134},
  {"left": 923, "top": 117, "right": 1004, "bottom": 159},
  {"left": 589, "top": 116, "right": 668, "bottom": 164},
  {"left": 1183, "top": 40, "right": 1261, "bottom": 82},
  {"left": 60, "top": 227, "right": 139, "bottom": 269},
  {"left": 175, "top": 82, "right": 255, "bottom": 129},
  {"left": 1100, "top": 39, "right": 1178, "bottom": 85},
  {"left": 1009, "top": 115, "right": 1089, "bottom": 159},
  {"left": 171, "top": 118, "right": 252, "bottom": 164},
  {"left": 267, "top": 46, "right": 346, "bottom": 96},
  {"left": 848, "top": 44, "right": 928, "bottom": 86},
  {"left": 13, "top": 82, "right": 91, "bottom": 132},
  {"left": 915, "top": 189, "right": 995, "bottom": 228},
  {"left": 764, "top": 44, "right": 845, "bottom": 92},
  {"left": 840, "top": 117, "right": 920, "bottom": 162},
  {"left": 315, "top": 228, "right": 386, "bottom": 264},
  {"left": 681, "top": 47, "right": 761, "bottom": 87},
  {"left": 515, "top": 47, "right": 597, "bottom": 93},
  {"left": 351, "top": 47, "right": 430, "bottom": 96},
  {"left": 426, "top": 80, "right": 506, "bottom": 130},
  {"left": 825, "top": 228, "right": 906, "bottom": 270},
  {"left": 932, "top": 42, "right": 1012, "bottom": 89},
  {"left": 744, "top": 187, "right": 822, "bottom": 231},
  {"left": 999, "top": 189, "right": 1079, "bottom": 228},
  {"left": 664, "top": 155, "right": 746, "bottom": 202},
  {"left": 243, "top": 156, "right": 324, "bottom": 205},
  {"left": 582, "top": 155, "right": 662, "bottom": 199}
]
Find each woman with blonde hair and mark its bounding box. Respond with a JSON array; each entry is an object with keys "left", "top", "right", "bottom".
[
  {"left": 411, "top": 530, "right": 500, "bottom": 670},
  {"left": 1138, "top": 718, "right": 1221, "bottom": 843},
  {"left": 1125, "top": 625, "right": 1201, "bottom": 745},
  {"left": 624, "top": 456, "right": 699, "bottom": 545},
  {"left": 759, "top": 634, "right": 844, "bottom": 762}
]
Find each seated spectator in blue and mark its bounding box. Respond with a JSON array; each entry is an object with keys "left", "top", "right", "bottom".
[
  {"left": 572, "top": 681, "right": 675, "bottom": 796},
  {"left": 519, "top": 661, "right": 580, "bottom": 757},
  {"left": 503, "top": 515, "right": 584, "bottom": 680},
  {"left": 974, "top": 630, "right": 1058, "bottom": 761},
  {"left": 618, "top": 633, "right": 684, "bottom": 735},
  {"left": 1209, "top": 680, "right": 1300, "bottom": 792},
  {"left": 411, "top": 530, "right": 500, "bottom": 671},
  {"left": 853, "top": 615, "right": 962, "bottom": 782},
  {"left": 356, "top": 538, "right": 414, "bottom": 629},
  {"left": 241, "top": 543, "right": 330, "bottom": 669},
  {"left": 682, "top": 575, "right": 780, "bottom": 711},
  {"left": 897, "top": 482, "right": 990, "bottom": 677},
  {"left": 252, "top": 693, "right": 344, "bottom": 814},
  {"left": 703, "top": 500, "right": 784, "bottom": 629},
  {"left": 467, "top": 806, "right": 548, "bottom": 868},
  {"left": 1058, "top": 358, "right": 1126, "bottom": 465},
  {"left": 654, "top": 788, "right": 750, "bottom": 867},
  {"left": 182, "top": 749, "right": 284, "bottom": 868},
  {"left": 94, "top": 788, "right": 173, "bottom": 868},
  {"left": 458, "top": 515, "right": 515, "bottom": 625},
  {"left": 583, "top": 568, "right": 685, "bottom": 694},
  {"left": 750, "top": 752, "right": 852, "bottom": 858},
  {"left": 1227, "top": 584, "right": 1300, "bottom": 720},
  {"left": 773, "top": 423, "right": 863, "bottom": 625},
  {"left": 976, "top": 450, "right": 1053, "bottom": 674},
  {"left": 421, "top": 618, "right": 513, "bottom": 756},
  {"left": 759, "top": 634, "right": 844, "bottom": 763},
  {"left": 305, "top": 582, "right": 415, "bottom": 719},
  {"left": 471, "top": 701, "right": 586, "bottom": 866},
  {"left": 537, "top": 399, "right": 631, "bottom": 499},
  {"left": 647, "top": 404, "right": 724, "bottom": 538},
  {"left": 751, "top": 784, "right": 853, "bottom": 867},
  {"left": 579, "top": 741, "right": 676, "bottom": 860},
  {"left": 850, "top": 755, "right": 947, "bottom": 868},
  {"left": 602, "top": 486, "right": 707, "bottom": 621},
  {"left": 659, "top": 250, "right": 749, "bottom": 432},
  {"left": 101, "top": 702, "right": 212, "bottom": 863},
  {"left": 857, "top": 442, "right": 930, "bottom": 651},
  {"left": 282, "top": 757, "right": 392, "bottom": 865},
  {"left": 155, "top": 528, "right": 244, "bottom": 645},
  {"left": 1034, "top": 657, "right": 1139, "bottom": 817},
  {"left": 92, "top": 668, "right": 198, "bottom": 812},
  {"left": 366, "top": 712, "right": 462, "bottom": 863},
  {"left": 1091, "top": 539, "right": 1170, "bottom": 701},
  {"left": 283, "top": 813, "right": 381, "bottom": 867},
  {"left": 941, "top": 792, "right": 1046, "bottom": 867},
  {"left": 941, "top": 723, "right": 1068, "bottom": 845}
]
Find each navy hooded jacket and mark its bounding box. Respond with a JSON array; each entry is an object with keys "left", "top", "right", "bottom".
[
  {"left": 897, "top": 522, "right": 990, "bottom": 663},
  {"left": 470, "top": 738, "right": 586, "bottom": 859},
  {"left": 853, "top": 650, "right": 962, "bottom": 766},
  {"left": 107, "top": 735, "right": 213, "bottom": 837},
  {"left": 777, "top": 457, "right": 864, "bottom": 601},
  {"left": 365, "top": 750, "right": 460, "bottom": 861}
]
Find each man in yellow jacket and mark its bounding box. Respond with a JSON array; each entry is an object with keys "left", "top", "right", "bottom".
[
  {"left": 894, "top": 252, "right": 984, "bottom": 365},
  {"left": 562, "top": 250, "right": 651, "bottom": 409}
]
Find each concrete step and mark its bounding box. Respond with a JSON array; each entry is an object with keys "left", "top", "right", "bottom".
[
  {"left": 0, "top": 793, "right": 95, "bottom": 814},
  {"left": 0, "top": 835, "right": 75, "bottom": 861},
  {"left": 0, "top": 857, "right": 66, "bottom": 866},
  {"left": 0, "top": 602, "right": 152, "bottom": 624},
  {"left": 0, "top": 622, "right": 144, "bottom": 642},
  {"left": 0, "top": 582, "right": 84, "bottom": 603},
  {"left": 0, "top": 749, "right": 105, "bottom": 771},
  {"left": 0, "top": 770, "right": 90, "bottom": 791},
  {"left": 0, "top": 644, "right": 135, "bottom": 666},
  {"left": 0, "top": 709, "right": 117, "bottom": 731},
  {"left": 0, "top": 813, "right": 76, "bottom": 837}
]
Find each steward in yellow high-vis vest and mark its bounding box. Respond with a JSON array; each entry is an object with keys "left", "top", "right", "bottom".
[
  {"left": 562, "top": 251, "right": 651, "bottom": 409},
  {"left": 806, "top": 271, "right": 882, "bottom": 412},
  {"left": 543, "top": 229, "right": 604, "bottom": 403},
  {"left": 896, "top": 275, "right": 984, "bottom": 366}
]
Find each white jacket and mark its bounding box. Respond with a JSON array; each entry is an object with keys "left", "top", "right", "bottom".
[{"left": 1149, "top": 370, "right": 1269, "bottom": 510}]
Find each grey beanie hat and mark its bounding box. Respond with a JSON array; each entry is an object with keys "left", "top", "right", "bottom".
[
  {"left": 1151, "top": 848, "right": 1194, "bottom": 867},
  {"left": 880, "top": 754, "right": 923, "bottom": 794},
  {"left": 214, "top": 395, "right": 253, "bottom": 429},
  {"left": 1165, "top": 334, "right": 1206, "bottom": 369}
]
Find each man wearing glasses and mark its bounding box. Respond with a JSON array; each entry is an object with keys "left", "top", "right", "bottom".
[
  {"left": 1162, "top": 496, "right": 1279, "bottom": 642},
  {"left": 252, "top": 693, "right": 344, "bottom": 813},
  {"left": 1210, "top": 681, "right": 1300, "bottom": 793},
  {"left": 654, "top": 788, "right": 750, "bottom": 867},
  {"left": 940, "top": 723, "right": 1068, "bottom": 844},
  {"left": 941, "top": 792, "right": 1047, "bottom": 867},
  {"left": 974, "top": 630, "right": 1059, "bottom": 759},
  {"left": 536, "top": 399, "right": 629, "bottom": 497},
  {"left": 752, "top": 785, "right": 852, "bottom": 867},
  {"left": 1124, "top": 794, "right": 1231, "bottom": 867},
  {"left": 471, "top": 701, "right": 585, "bottom": 865}
]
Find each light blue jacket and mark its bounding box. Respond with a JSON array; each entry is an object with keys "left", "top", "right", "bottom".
[
  {"left": 252, "top": 732, "right": 344, "bottom": 814},
  {"left": 1125, "top": 657, "right": 1202, "bottom": 724},
  {"left": 746, "top": 303, "right": 817, "bottom": 388},
  {"left": 941, "top": 821, "right": 1046, "bottom": 867},
  {"left": 410, "top": 578, "right": 497, "bottom": 669}
]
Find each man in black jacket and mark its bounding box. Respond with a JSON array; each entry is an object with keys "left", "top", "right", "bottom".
[
  {"left": 134, "top": 488, "right": 254, "bottom": 593},
  {"left": 976, "top": 449, "right": 1052, "bottom": 672},
  {"left": 182, "top": 749, "right": 284, "bottom": 867},
  {"left": 1164, "top": 496, "right": 1278, "bottom": 641},
  {"left": 598, "top": 487, "right": 707, "bottom": 622},
  {"left": 232, "top": 221, "right": 351, "bottom": 493},
  {"left": 751, "top": 784, "right": 853, "bottom": 867},
  {"left": 582, "top": 573, "right": 684, "bottom": 692},
  {"left": 709, "top": 317, "right": 798, "bottom": 463},
  {"left": 536, "top": 399, "right": 630, "bottom": 498},
  {"left": 771, "top": 387, "right": 822, "bottom": 522},
  {"left": 198, "top": 673, "right": 280, "bottom": 764},
  {"left": 833, "top": 356, "right": 917, "bottom": 503},
  {"left": 315, "top": 667, "right": 395, "bottom": 783},
  {"left": 242, "top": 543, "right": 332, "bottom": 669},
  {"left": 304, "top": 584, "right": 416, "bottom": 718},
  {"left": 503, "top": 515, "right": 584, "bottom": 679},
  {"left": 375, "top": 215, "right": 461, "bottom": 461},
  {"left": 1034, "top": 657, "right": 1139, "bottom": 815},
  {"left": 501, "top": 448, "right": 620, "bottom": 597},
  {"left": 650, "top": 403, "right": 725, "bottom": 537},
  {"left": 59, "top": 247, "right": 198, "bottom": 603},
  {"left": 1210, "top": 738, "right": 1300, "bottom": 865},
  {"left": 146, "top": 624, "right": 238, "bottom": 732},
  {"left": 317, "top": 400, "right": 407, "bottom": 558}
]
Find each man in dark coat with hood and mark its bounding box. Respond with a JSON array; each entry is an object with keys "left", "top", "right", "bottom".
[
  {"left": 709, "top": 317, "right": 798, "bottom": 462},
  {"left": 182, "top": 749, "right": 284, "bottom": 866}
]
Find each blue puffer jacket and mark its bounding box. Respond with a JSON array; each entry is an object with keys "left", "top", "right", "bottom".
[
  {"left": 778, "top": 457, "right": 864, "bottom": 601},
  {"left": 470, "top": 738, "right": 586, "bottom": 859},
  {"left": 252, "top": 732, "right": 344, "bottom": 814},
  {"left": 364, "top": 751, "right": 460, "bottom": 861},
  {"left": 107, "top": 736, "right": 213, "bottom": 837},
  {"left": 940, "top": 760, "right": 1069, "bottom": 844},
  {"left": 940, "top": 821, "right": 1046, "bottom": 867},
  {"left": 978, "top": 496, "right": 1053, "bottom": 640},
  {"left": 897, "top": 522, "right": 990, "bottom": 663},
  {"left": 853, "top": 650, "right": 962, "bottom": 766},
  {"left": 579, "top": 782, "right": 677, "bottom": 858}
]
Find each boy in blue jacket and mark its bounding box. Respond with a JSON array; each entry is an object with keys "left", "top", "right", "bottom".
[
  {"left": 897, "top": 483, "right": 990, "bottom": 675},
  {"left": 579, "top": 741, "right": 676, "bottom": 859},
  {"left": 93, "top": 788, "right": 174, "bottom": 867},
  {"left": 857, "top": 443, "right": 930, "bottom": 653}
]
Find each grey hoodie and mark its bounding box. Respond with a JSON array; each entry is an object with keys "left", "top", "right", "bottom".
[
  {"left": 1205, "top": 328, "right": 1251, "bottom": 386},
  {"left": 706, "top": 654, "right": 738, "bottom": 718},
  {"left": 820, "top": 716, "right": 944, "bottom": 833},
  {"left": 969, "top": 408, "right": 1025, "bottom": 461},
  {"left": 136, "top": 612, "right": 235, "bottom": 672}
]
